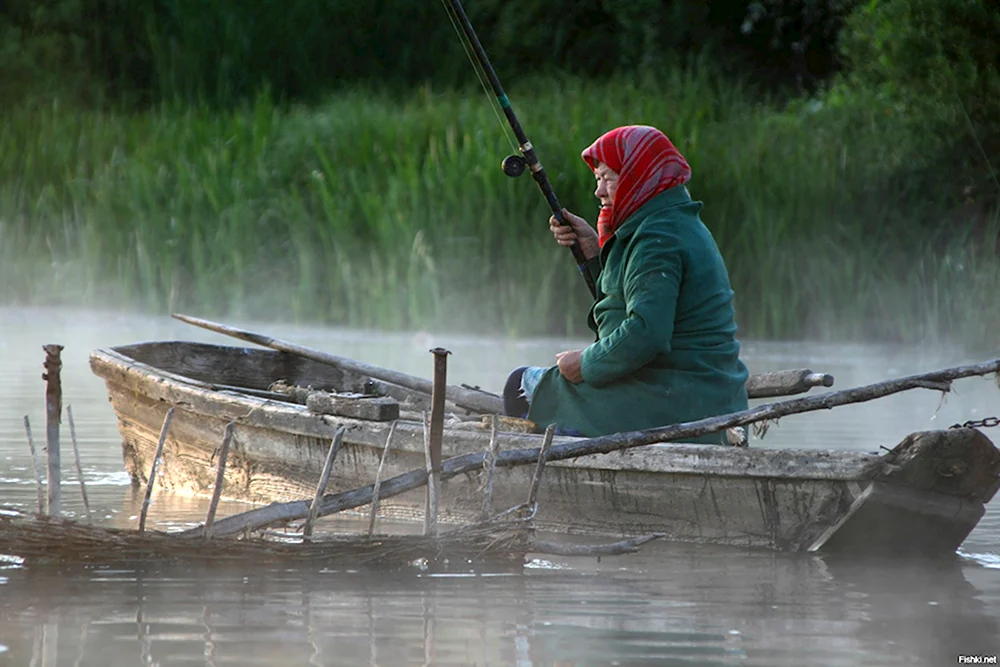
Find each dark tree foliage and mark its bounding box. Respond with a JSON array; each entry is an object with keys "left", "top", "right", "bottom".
[
  {"left": 735, "top": 0, "right": 860, "bottom": 90},
  {"left": 0, "top": 0, "right": 860, "bottom": 107},
  {"left": 462, "top": 0, "right": 857, "bottom": 91},
  {"left": 840, "top": 0, "right": 1000, "bottom": 210}
]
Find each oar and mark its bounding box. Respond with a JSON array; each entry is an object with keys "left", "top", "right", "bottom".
[
  {"left": 174, "top": 314, "right": 835, "bottom": 410},
  {"left": 171, "top": 313, "right": 504, "bottom": 414}
]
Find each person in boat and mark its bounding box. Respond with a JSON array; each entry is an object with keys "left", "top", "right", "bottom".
[{"left": 502, "top": 125, "right": 749, "bottom": 444}]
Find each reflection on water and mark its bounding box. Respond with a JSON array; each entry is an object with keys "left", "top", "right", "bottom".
[
  {"left": 1, "top": 306, "right": 999, "bottom": 665},
  {"left": 0, "top": 545, "right": 997, "bottom": 666}
]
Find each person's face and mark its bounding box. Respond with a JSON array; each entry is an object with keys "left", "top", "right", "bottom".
[{"left": 594, "top": 161, "right": 619, "bottom": 209}]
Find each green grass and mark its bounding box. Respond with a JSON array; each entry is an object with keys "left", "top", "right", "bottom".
[{"left": 1, "top": 69, "right": 998, "bottom": 350}]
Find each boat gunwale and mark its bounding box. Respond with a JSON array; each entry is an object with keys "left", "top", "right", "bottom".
[{"left": 89, "top": 341, "right": 888, "bottom": 481}]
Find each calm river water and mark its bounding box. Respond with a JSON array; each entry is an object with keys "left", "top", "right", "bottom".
[{"left": 1, "top": 306, "right": 998, "bottom": 666}]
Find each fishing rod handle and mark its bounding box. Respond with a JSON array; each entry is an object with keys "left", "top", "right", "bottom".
[
  {"left": 524, "top": 148, "right": 597, "bottom": 296},
  {"left": 558, "top": 222, "right": 598, "bottom": 294}
]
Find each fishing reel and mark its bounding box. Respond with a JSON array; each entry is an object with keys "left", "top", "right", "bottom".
[{"left": 501, "top": 155, "right": 527, "bottom": 178}]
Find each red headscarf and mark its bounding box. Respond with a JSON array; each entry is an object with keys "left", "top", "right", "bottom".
[{"left": 581, "top": 125, "right": 691, "bottom": 247}]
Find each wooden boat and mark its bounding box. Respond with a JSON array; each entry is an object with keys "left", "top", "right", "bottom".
[{"left": 89, "top": 340, "right": 1000, "bottom": 554}]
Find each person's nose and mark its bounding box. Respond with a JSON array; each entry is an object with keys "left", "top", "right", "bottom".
[{"left": 595, "top": 180, "right": 606, "bottom": 199}]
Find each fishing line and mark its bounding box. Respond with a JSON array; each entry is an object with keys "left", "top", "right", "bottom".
[
  {"left": 436, "top": 0, "right": 597, "bottom": 297},
  {"left": 440, "top": 0, "right": 520, "bottom": 155},
  {"left": 956, "top": 92, "right": 999, "bottom": 194}
]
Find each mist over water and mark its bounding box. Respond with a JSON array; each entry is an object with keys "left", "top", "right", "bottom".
[{"left": 1, "top": 306, "right": 998, "bottom": 666}]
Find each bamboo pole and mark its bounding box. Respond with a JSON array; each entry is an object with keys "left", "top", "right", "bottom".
[
  {"left": 180, "top": 357, "right": 1000, "bottom": 539},
  {"left": 480, "top": 414, "right": 501, "bottom": 520},
  {"left": 304, "top": 427, "right": 345, "bottom": 538},
  {"left": 22, "top": 416, "right": 46, "bottom": 514},
  {"left": 367, "top": 420, "right": 398, "bottom": 538},
  {"left": 203, "top": 421, "right": 236, "bottom": 539},
  {"left": 139, "top": 407, "right": 175, "bottom": 535},
  {"left": 66, "top": 405, "right": 91, "bottom": 522},
  {"left": 42, "top": 344, "right": 64, "bottom": 517}
]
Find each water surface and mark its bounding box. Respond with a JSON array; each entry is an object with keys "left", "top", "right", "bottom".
[{"left": 1, "top": 307, "right": 998, "bottom": 666}]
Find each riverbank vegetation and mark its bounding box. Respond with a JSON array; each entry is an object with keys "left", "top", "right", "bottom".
[{"left": 1, "top": 0, "right": 997, "bottom": 349}]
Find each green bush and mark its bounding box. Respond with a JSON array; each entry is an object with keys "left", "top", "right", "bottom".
[
  {"left": 839, "top": 0, "right": 1000, "bottom": 208},
  {"left": 0, "top": 0, "right": 99, "bottom": 106}
]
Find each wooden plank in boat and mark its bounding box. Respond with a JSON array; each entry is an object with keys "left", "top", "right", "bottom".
[{"left": 305, "top": 391, "right": 399, "bottom": 421}]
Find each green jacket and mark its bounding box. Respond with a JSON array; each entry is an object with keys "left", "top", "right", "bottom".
[{"left": 527, "top": 186, "right": 749, "bottom": 442}]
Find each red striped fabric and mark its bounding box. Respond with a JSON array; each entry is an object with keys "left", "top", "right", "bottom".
[{"left": 581, "top": 125, "right": 691, "bottom": 247}]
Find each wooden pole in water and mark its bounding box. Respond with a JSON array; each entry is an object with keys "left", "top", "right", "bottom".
[
  {"left": 42, "top": 344, "right": 64, "bottom": 517},
  {"left": 303, "top": 426, "right": 345, "bottom": 538},
  {"left": 203, "top": 421, "right": 235, "bottom": 540},
  {"left": 367, "top": 420, "right": 398, "bottom": 538},
  {"left": 22, "top": 415, "right": 45, "bottom": 514},
  {"left": 421, "top": 410, "right": 439, "bottom": 536},
  {"left": 66, "top": 405, "right": 91, "bottom": 522},
  {"left": 423, "top": 348, "right": 450, "bottom": 537},
  {"left": 139, "top": 407, "right": 175, "bottom": 535}
]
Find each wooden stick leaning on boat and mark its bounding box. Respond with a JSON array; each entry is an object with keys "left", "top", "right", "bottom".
[
  {"left": 367, "top": 421, "right": 398, "bottom": 537},
  {"left": 304, "top": 427, "right": 345, "bottom": 538},
  {"left": 139, "top": 407, "right": 175, "bottom": 535},
  {"left": 22, "top": 416, "right": 45, "bottom": 515},
  {"left": 203, "top": 421, "right": 235, "bottom": 540},
  {"left": 179, "top": 357, "right": 1000, "bottom": 539},
  {"left": 421, "top": 410, "right": 439, "bottom": 536},
  {"left": 480, "top": 415, "right": 501, "bottom": 520},
  {"left": 526, "top": 424, "right": 556, "bottom": 513},
  {"left": 171, "top": 313, "right": 834, "bottom": 407},
  {"left": 66, "top": 406, "right": 92, "bottom": 522}
]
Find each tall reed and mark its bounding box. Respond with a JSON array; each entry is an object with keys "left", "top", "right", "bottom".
[{"left": 1, "top": 71, "right": 997, "bottom": 349}]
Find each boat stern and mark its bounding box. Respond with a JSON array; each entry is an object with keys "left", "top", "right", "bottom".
[{"left": 810, "top": 428, "right": 1000, "bottom": 554}]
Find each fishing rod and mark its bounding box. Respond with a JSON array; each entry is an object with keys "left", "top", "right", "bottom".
[{"left": 442, "top": 0, "right": 598, "bottom": 299}]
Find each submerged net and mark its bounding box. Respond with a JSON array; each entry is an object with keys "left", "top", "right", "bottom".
[{"left": 0, "top": 507, "right": 532, "bottom": 570}]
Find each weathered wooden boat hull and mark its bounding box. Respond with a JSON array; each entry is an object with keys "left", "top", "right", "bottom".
[{"left": 89, "top": 342, "right": 1000, "bottom": 553}]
